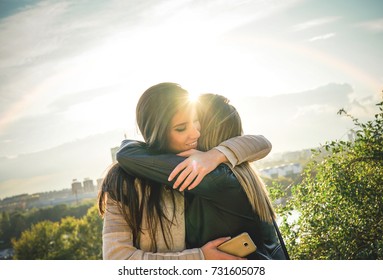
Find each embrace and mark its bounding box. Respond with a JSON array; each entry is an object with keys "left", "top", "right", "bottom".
[{"left": 98, "top": 82, "right": 289, "bottom": 260}]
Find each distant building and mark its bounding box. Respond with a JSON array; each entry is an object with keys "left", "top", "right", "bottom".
[
  {"left": 83, "top": 178, "right": 95, "bottom": 192},
  {"left": 260, "top": 163, "right": 303, "bottom": 179},
  {"left": 71, "top": 179, "right": 83, "bottom": 195}
]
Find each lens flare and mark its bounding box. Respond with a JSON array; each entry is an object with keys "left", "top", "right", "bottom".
[{"left": 188, "top": 92, "right": 200, "bottom": 103}]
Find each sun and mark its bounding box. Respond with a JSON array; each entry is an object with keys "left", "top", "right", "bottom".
[{"left": 188, "top": 92, "right": 201, "bottom": 103}]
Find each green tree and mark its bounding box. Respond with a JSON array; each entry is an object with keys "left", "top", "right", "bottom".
[
  {"left": 0, "top": 212, "right": 11, "bottom": 249},
  {"left": 75, "top": 206, "right": 103, "bottom": 259},
  {"left": 1, "top": 199, "right": 95, "bottom": 249},
  {"left": 10, "top": 212, "right": 28, "bottom": 238},
  {"left": 12, "top": 220, "right": 62, "bottom": 259},
  {"left": 12, "top": 204, "right": 102, "bottom": 259},
  {"left": 279, "top": 101, "right": 383, "bottom": 259}
]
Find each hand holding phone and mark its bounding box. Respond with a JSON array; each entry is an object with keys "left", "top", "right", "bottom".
[{"left": 217, "top": 232, "right": 257, "bottom": 257}]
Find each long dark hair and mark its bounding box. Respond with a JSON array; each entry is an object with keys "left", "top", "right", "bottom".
[
  {"left": 98, "top": 83, "right": 190, "bottom": 251},
  {"left": 98, "top": 163, "right": 179, "bottom": 251}
]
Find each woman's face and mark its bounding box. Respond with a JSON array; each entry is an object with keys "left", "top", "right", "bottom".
[{"left": 167, "top": 107, "right": 201, "bottom": 153}]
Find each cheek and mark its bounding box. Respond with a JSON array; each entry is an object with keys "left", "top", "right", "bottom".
[
  {"left": 167, "top": 131, "right": 184, "bottom": 150},
  {"left": 174, "top": 134, "right": 186, "bottom": 146}
]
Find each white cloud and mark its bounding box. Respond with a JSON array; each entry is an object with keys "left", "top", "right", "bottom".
[
  {"left": 290, "top": 104, "right": 336, "bottom": 120},
  {"left": 0, "top": 0, "right": 148, "bottom": 135},
  {"left": 292, "top": 16, "right": 341, "bottom": 32},
  {"left": 346, "top": 97, "right": 382, "bottom": 119},
  {"left": 309, "top": 33, "right": 335, "bottom": 42},
  {"left": 0, "top": 1, "right": 69, "bottom": 69},
  {"left": 358, "top": 18, "right": 383, "bottom": 32},
  {"left": 142, "top": 0, "right": 303, "bottom": 39},
  {"left": 235, "top": 83, "right": 358, "bottom": 152}
]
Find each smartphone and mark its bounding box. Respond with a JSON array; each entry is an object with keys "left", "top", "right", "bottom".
[{"left": 217, "top": 232, "right": 257, "bottom": 257}]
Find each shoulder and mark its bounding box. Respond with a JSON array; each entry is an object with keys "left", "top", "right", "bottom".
[{"left": 208, "top": 163, "right": 239, "bottom": 184}]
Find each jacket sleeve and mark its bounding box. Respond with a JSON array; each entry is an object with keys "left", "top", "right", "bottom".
[
  {"left": 116, "top": 140, "right": 241, "bottom": 199},
  {"left": 116, "top": 140, "right": 184, "bottom": 188},
  {"left": 214, "top": 135, "right": 272, "bottom": 167},
  {"left": 103, "top": 196, "right": 204, "bottom": 260}
]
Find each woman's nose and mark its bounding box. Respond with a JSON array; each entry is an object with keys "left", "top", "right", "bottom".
[{"left": 191, "top": 123, "right": 201, "bottom": 139}]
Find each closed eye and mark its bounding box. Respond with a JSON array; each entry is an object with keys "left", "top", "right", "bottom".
[{"left": 175, "top": 126, "right": 186, "bottom": 132}]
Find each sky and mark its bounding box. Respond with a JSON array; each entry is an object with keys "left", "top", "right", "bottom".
[{"left": 0, "top": 0, "right": 382, "bottom": 199}]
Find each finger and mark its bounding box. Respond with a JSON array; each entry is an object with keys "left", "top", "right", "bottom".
[
  {"left": 168, "top": 160, "right": 188, "bottom": 181},
  {"left": 211, "top": 238, "right": 246, "bottom": 260},
  {"left": 210, "top": 236, "right": 231, "bottom": 247},
  {"left": 177, "top": 150, "right": 194, "bottom": 157},
  {"left": 173, "top": 166, "right": 193, "bottom": 189},
  {"left": 179, "top": 171, "right": 198, "bottom": 191},
  {"left": 187, "top": 173, "right": 204, "bottom": 190}
]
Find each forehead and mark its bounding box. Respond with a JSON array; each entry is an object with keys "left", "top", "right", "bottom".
[{"left": 170, "top": 105, "right": 196, "bottom": 126}]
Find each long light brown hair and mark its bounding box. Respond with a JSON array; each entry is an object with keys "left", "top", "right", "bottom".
[{"left": 197, "top": 93, "right": 276, "bottom": 222}]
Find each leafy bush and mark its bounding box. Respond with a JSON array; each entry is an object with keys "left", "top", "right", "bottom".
[{"left": 279, "top": 101, "right": 383, "bottom": 259}]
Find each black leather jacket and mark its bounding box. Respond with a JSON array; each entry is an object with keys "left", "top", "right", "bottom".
[{"left": 116, "top": 140, "right": 288, "bottom": 260}]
